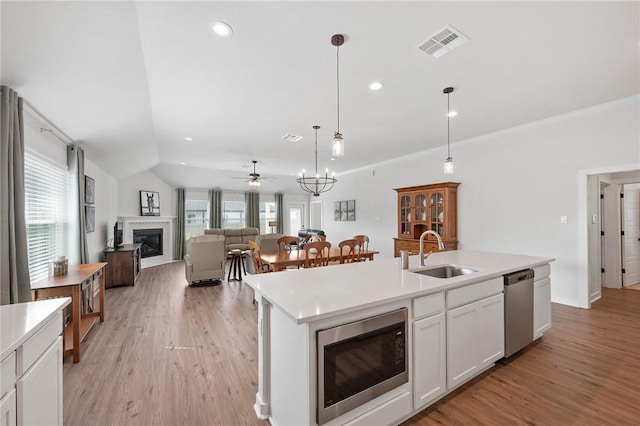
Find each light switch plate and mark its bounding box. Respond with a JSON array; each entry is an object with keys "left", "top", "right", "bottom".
[{"left": 560, "top": 215, "right": 568, "bottom": 224}]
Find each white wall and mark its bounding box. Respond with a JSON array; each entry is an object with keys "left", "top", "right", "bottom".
[
  {"left": 316, "top": 97, "right": 639, "bottom": 308},
  {"left": 84, "top": 158, "right": 118, "bottom": 262},
  {"left": 117, "top": 170, "right": 175, "bottom": 217}
]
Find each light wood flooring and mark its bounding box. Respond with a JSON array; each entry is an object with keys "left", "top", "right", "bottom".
[{"left": 63, "top": 261, "right": 640, "bottom": 425}]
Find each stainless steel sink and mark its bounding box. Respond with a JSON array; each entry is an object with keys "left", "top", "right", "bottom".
[{"left": 410, "top": 265, "right": 477, "bottom": 279}]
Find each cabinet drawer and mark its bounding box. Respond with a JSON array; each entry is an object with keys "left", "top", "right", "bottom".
[
  {"left": 447, "top": 278, "right": 503, "bottom": 309},
  {"left": 413, "top": 293, "right": 445, "bottom": 319},
  {"left": 1, "top": 352, "right": 15, "bottom": 399},
  {"left": 533, "top": 264, "right": 550, "bottom": 281},
  {"left": 16, "top": 312, "right": 62, "bottom": 376}
]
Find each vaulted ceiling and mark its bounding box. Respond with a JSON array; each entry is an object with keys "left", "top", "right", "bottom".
[{"left": 2, "top": 1, "right": 638, "bottom": 192}]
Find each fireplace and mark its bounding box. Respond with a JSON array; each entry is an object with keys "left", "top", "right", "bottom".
[{"left": 134, "top": 228, "right": 163, "bottom": 259}]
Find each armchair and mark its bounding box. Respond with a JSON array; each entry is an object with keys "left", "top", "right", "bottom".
[{"left": 184, "top": 234, "right": 226, "bottom": 284}]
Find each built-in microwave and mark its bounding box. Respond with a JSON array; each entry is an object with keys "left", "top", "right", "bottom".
[{"left": 317, "top": 308, "right": 408, "bottom": 425}]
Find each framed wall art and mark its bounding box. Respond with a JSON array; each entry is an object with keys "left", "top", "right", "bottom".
[
  {"left": 85, "top": 205, "right": 95, "bottom": 232},
  {"left": 85, "top": 175, "right": 95, "bottom": 204},
  {"left": 334, "top": 199, "right": 356, "bottom": 221},
  {"left": 140, "top": 190, "right": 160, "bottom": 216}
]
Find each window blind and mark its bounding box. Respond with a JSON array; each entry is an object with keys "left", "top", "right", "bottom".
[{"left": 24, "top": 151, "right": 69, "bottom": 282}]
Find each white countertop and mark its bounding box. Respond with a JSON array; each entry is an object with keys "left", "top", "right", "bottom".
[
  {"left": 1, "top": 297, "right": 71, "bottom": 360},
  {"left": 244, "top": 250, "right": 554, "bottom": 324}
]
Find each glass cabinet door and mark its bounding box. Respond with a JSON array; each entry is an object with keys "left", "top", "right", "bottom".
[
  {"left": 400, "top": 195, "right": 411, "bottom": 236},
  {"left": 414, "top": 194, "right": 427, "bottom": 221},
  {"left": 430, "top": 192, "right": 444, "bottom": 236}
]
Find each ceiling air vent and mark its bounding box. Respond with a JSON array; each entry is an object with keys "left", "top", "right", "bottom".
[
  {"left": 282, "top": 134, "right": 303, "bottom": 142},
  {"left": 418, "top": 25, "right": 469, "bottom": 58}
]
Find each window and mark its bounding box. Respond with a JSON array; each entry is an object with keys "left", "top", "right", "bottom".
[
  {"left": 185, "top": 199, "right": 209, "bottom": 239},
  {"left": 223, "top": 200, "right": 245, "bottom": 229},
  {"left": 260, "top": 200, "right": 276, "bottom": 234},
  {"left": 24, "top": 151, "right": 69, "bottom": 282}
]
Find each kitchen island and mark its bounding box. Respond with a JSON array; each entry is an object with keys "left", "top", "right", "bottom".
[{"left": 244, "top": 250, "right": 553, "bottom": 426}]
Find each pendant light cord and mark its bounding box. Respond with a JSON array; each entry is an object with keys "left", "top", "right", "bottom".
[
  {"left": 447, "top": 92, "right": 451, "bottom": 158},
  {"left": 336, "top": 44, "right": 340, "bottom": 133},
  {"left": 314, "top": 126, "right": 319, "bottom": 175}
]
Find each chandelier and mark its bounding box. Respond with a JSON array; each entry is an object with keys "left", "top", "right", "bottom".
[{"left": 297, "top": 125, "right": 337, "bottom": 197}]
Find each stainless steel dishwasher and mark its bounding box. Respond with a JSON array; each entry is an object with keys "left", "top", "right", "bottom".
[{"left": 504, "top": 269, "right": 535, "bottom": 357}]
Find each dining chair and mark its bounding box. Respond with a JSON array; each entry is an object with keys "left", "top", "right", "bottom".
[
  {"left": 303, "top": 241, "right": 332, "bottom": 268},
  {"left": 353, "top": 235, "right": 369, "bottom": 252},
  {"left": 248, "top": 240, "right": 272, "bottom": 274},
  {"left": 338, "top": 239, "right": 362, "bottom": 264},
  {"left": 277, "top": 236, "right": 300, "bottom": 254}
]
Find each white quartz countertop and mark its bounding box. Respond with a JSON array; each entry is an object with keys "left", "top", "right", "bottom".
[
  {"left": 1, "top": 297, "right": 71, "bottom": 360},
  {"left": 244, "top": 250, "right": 554, "bottom": 324}
]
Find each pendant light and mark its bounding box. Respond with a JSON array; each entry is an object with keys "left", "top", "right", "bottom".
[
  {"left": 443, "top": 87, "right": 455, "bottom": 174},
  {"left": 332, "top": 34, "right": 345, "bottom": 157},
  {"left": 297, "top": 125, "right": 337, "bottom": 196}
]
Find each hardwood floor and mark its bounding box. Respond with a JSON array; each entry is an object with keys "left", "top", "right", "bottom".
[{"left": 63, "top": 262, "right": 640, "bottom": 425}]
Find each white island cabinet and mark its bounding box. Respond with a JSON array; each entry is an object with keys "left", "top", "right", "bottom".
[
  {"left": 1, "top": 298, "right": 70, "bottom": 426},
  {"left": 244, "top": 250, "right": 553, "bottom": 426}
]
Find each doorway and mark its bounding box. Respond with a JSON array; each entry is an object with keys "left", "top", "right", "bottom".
[
  {"left": 288, "top": 204, "right": 305, "bottom": 236},
  {"left": 621, "top": 183, "right": 640, "bottom": 287}
]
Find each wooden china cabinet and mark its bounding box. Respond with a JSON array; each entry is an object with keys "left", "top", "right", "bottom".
[{"left": 393, "top": 182, "right": 459, "bottom": 257}]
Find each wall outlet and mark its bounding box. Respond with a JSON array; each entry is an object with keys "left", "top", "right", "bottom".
[
  {"left": 592, "top": 214, "right": 598, "bottom": 224},
  {"left": 560, "top": 215, "right": 568, "bottom": 224}
]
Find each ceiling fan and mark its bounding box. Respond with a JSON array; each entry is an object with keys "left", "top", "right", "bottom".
[{"left": 231, "top": 160, "right": 275, "bottom": 187}]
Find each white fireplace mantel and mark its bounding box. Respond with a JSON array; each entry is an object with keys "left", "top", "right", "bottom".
[{"left": 119, "top": 216, "right": 176, "bottom": 268}]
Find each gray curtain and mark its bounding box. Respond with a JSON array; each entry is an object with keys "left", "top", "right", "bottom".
[
  {"left": 0, "top": 86, "right": 31, "bottom": 304},
  {"left": 67, "top": 144, "right": 89, "bottom": 264},
  {"left": 175, "top": 188, "right": 186, "bottom": 260},
  {"left": 245, "top": 192, "right": 260, "bottom": 229},
  {"left": 275, "top": 192, "right": 284, "bottom": 234},
  {"left": 209, "top": 189, "right": 222, "bottom": 229}
]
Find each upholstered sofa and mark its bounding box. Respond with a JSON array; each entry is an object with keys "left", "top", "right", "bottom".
[
  {"left": 184, "top": 234, "right": 226, "bottom": 284},
  {"left": 205, "top": 227, "right": 260, "bottom": 252}
]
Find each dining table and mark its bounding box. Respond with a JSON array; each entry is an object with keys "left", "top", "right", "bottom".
[{"left": 260, "top": 247, "right": 379, "bottom": 272}]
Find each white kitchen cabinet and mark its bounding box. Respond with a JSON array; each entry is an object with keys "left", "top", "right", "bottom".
[
  {"left": 1, "top": 299, "right": 69, "bottom": 426},
  {"left": 16, "top": 337, "right": 62, "bottom": 426},
  {"left": 447, "top": 289, "right": 504, "bottom": 390},
  {"left": 413, "top": 312, "right": 446, "bottom": 410},
  {"left": 1, "top": 389, "right": 16, "bottom": 426},
  {"left": 533, "top": 264, "right": 552, "bottom": 339}
]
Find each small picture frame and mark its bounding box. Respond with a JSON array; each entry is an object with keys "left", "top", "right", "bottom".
[
  {"left": 85, "top": 175, "right": 95, "bottom": 204},
  {"left": 140, "top": 190, "right": 160, "bottom": 216},
  {"left": 85, "top": 205, "right": 95, "bottom": 232},
  {"left": 334, "top": 200, "right": 356, "bottom": 221}
]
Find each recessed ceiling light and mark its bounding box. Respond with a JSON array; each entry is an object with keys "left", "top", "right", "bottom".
[
  {"left": 330, "top": 158, "right": 335, "bottom": 161},
  {"left": 210, "top": 21, "right": 233, "bottom": 37},
  {"left": 369, "top": 81, "right": 383, "bottom": 91},
  {"left": 448, "top": 111, "right": 458, "bottom": 117},
  {"left": 184, "top": 137, "right": 193, "bottom": 141},
  {"left": 180, "top": 162, "right": 186, "bottom": 165}
]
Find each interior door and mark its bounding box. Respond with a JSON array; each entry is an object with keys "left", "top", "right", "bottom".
[
  {"left": 288, "top": 204, "right": 304, "bottom": 236},
  {"left": 310, "top": 200, "right": 323, "bottom": 230},
  {"left": 622, "top": 183, "right": 640, "bottom": 286}
]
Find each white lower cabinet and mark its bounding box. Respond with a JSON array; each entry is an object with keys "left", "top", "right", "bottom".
[
  {"left": 412, "top": 313, "right": 446, "bottom": 410},
  {"left": 16, "top": 337, "right": 63, "bottom": 426},
  {"left": 533, "top": 264, "right": 552, "bottom": 339},
  {"left": 446, "top": 293, "right": 504, "bottom": 390},
  {"left": 1, "top": 389, "right": 16, "bottom": 426}
]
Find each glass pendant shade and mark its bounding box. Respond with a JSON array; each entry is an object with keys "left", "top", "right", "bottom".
[
  {"left": 332, "top": 132, "right": 344, "bottom": 157},
  {"left": 443, "top": 157, "right": 454, "bottom": 174}
]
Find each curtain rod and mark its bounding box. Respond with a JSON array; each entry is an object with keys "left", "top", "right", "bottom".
[{"left": 23, "top": 100, "right": 74, "bottom": 147}]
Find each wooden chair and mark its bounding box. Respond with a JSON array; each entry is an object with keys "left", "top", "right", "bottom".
[
  {"left": 338, "top": 239, "right": 362, "bottom": 264},
  {"left": 353, "top": 235, "right": 369, "bottom": 252},
  {"left": 277, "top": 236, "right": 300, "bottom": 254},
  {"left": 248, "top": 241, "right": 272, "bottom": 274},
  {"left": 303, "top": 241, "right": 331, "bottom": 268}
]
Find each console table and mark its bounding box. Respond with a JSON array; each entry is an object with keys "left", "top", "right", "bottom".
[
  {"left": 31, "top": 263, "right": 107, "bottom": 363},
  {"left": 104, "top": 243, "right": 141, "bottom": 288}
]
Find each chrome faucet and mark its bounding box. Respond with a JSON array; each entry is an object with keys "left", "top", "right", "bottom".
[{"left": 419, "top": 230, "right": 445, "bottom": 267}]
